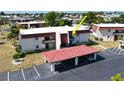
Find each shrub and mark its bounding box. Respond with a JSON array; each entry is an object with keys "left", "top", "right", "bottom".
[
  {"left": 13, "top": 52, "right": 26, "bottom": 59},
  {"left": 111, "top": 73, "right": 123, "bottom": 81},
  {"left": 15, "top": 46, "right": 21, "bottom": 52},
  {"left": 100, "top": 38, "right": 103, "bottom": 41},
  {"left": 94, "top": 37, "right": 98, "bottom": 40}
]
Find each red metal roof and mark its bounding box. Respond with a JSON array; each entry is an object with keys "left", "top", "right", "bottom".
[
  {"left": 92, "top": 24, "right": 124, "bottom": 32},
  {"left": 42, "top": 45, "right": 99, "bottom": 63}
]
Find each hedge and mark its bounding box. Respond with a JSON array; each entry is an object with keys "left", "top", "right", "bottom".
[{"left": 13, "top": 52, "right": 26, "bottom": 59}]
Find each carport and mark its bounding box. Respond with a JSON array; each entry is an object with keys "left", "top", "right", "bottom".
[{"left": 42, "top": 45, "right": 99, "bottom": 72}]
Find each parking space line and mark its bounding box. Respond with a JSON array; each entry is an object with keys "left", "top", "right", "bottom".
[
  {"left": 118, "top": 49, "right": 124, "bottom": 55},
  {"left": 21, "top": 69, "right": 26, "bottom": 80},
  {"left": 101, "top": 52, "right": 111, "bottom": 56},
  {"left": 114, "top": 48, "right": 119, "bottom": 55},
  {"left": 7, "top": 72, "right": 9, "bottom": 81},
  {"left": 111, "top": 48, "right": 116, "bottom": 52},
  {"left": 117, "top": 49, "right": 121, "bottom": 55},
  {"left": 33, "top": 66, "right": 40, "bottom": 77},
  {"left": 108, "top": 49, "right": 114, "bottom": 52}
]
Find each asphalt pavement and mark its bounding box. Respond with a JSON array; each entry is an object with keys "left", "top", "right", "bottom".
[{"left": 0, "top": 48, "right": 124, "bottom": 81}]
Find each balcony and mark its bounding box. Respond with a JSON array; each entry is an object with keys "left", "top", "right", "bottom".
[
  {"left": 114, "top": 33, "right": 124, "bottom": 35},
  {"left": 113, "top": 31, "right": 124, "bottom": 35},
  {"left": 42, "top": 40, "right": 55, "bottom": 44}
]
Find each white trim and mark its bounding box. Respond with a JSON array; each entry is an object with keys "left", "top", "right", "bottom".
[
  {"left": 94, "top": 53, "right": 97, "bottom": 60},
  {"left": 44, "top": 58, "right": 47, "bottom": 63},
  {"left": 7, "top": 72, "right": 9, "bottom": 81},
  {"left": 117, "top": 49, "right": 122, "bottom": 55},
  {"left": 50, "top": 64, "right": 55, "bottom": 72},
  {"left": 114, "top": 48, "right": 119, "bottom": 54},
  {"left": 33, "top": 66, "right": 40, "bottom": 77},
  {"left": 111, "top": 48, "right": 116, "bottom": 52},
  {"left": 21, "top": 69, "right": 26, "bottom": 80},
  {"left": 75, "top": 57, "right": 78, "bottom": 66}
]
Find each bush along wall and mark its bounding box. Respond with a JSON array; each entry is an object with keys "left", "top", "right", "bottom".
[
  {"left": 13, "top": 46, "right": 26, "bottom": 60},
  {"left": 13, "top": 52, "right": 26, "bottom": 60}
]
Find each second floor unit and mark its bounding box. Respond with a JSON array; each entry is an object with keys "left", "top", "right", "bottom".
[{"left": 19, "top": 26, "right": 90, "bottom": 52}]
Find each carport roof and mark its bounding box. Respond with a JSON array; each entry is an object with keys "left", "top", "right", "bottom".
[{"left": 42, "top": 45, "right": 99, "bottom": 63}]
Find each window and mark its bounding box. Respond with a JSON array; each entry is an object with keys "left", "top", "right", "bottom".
[
  {"left": 36, "top": 45, "right": 39, "bottom": 48},
  {"left": 36, "top": 37, "right": 38, "bottom": 40},
  {"left": 108, "top": 29, "right": 111, "bottom": 32},
  {"left": 45, "top": 37, "right": 50, "bottom": 40}
]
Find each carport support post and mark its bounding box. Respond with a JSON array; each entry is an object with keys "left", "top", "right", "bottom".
[
  {"left": 75, "top": 57, "right": 78, "bottom": 66},
  {"left": 50, "top": 63, "right": 55, "bottom": 72},
  {"left": 44, "top": 58, "right": 47, "bottom": 63},
  {"left": 119, "top": 43, "right": 121, "bottom": 48},
  {"left": 94, "top": 53, "right": 97, "bottom": 60}
]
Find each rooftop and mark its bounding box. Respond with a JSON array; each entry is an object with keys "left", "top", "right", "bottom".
[
  {"left": 42, "top": 45, "right": 99, "bottom": 63},
  {"left": 9, "top": 17, "right": 33, "bottom": 21},
  {"left": 94, "top": 23, "right": 124, "bottom": 27},
  {"left": 17, "top": 21, "right": 46, "bottom": 25},
  {"left": 20, "top": 26, "right": 89, "bottom": 35}
]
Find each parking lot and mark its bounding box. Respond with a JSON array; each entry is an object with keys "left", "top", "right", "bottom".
[
  {"left": 0, "top": 64, "right": 57, "bottom": 81},
  {"left": 98, "top": 48, "right": 124, "bottom": 59},
  {"left": 0, "top": 48, "right": 124, "bottom": 81}
]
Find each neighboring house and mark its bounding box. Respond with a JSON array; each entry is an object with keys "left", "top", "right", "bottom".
[
  {"left": 19, "top": 26, "right": 90, "bottom": 52},
  {"left": 92, "top": 24, "right": 124, "bottom": 41},
  {"left": 9, "top": 17, "right": 33, "bottom": 26},
  {"left": 118, "top": 40, "right": 124, "bottom": 48},
  {"left": 17, "top": 21, "right": 47, "bottom": 29}
]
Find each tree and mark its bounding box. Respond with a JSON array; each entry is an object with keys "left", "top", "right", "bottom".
[
  {"left": 58, "top": 12, "right": 64, "bottom": 18},
  {"left": 120, "top": 14, "right": 124, "bottom": 18},
  {"left": 82, "top": 12, "right": 105, "bottom": 26},
  {"left": 7, "top": 26, "right": 19, "bottom": 40},
  {"left": 58, "top": 19, "right": 65, "bottom": 26},
  {"left": 96, "top": 17, "right": 105, "bottom": 23},
  {"left": 45, "top": 11, "right": 59, "bottom": 26},
  {"left": 64, "top": 20, "right": 72, "bottom": 26},
  {"left": 84, "top": 12, "right": 97, "bottom": 25},
  {"left": 111, "top": 17, "right": 124, "bottom": 23},
  {"left": 0, "top": 11, "right": 5, "bottom": 16}
]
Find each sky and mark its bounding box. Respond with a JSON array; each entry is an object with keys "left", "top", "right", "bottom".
[{"left": 0, "top": 0, "right": 124, "bottom": 11}]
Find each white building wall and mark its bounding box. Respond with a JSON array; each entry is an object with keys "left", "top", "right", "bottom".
[
  {"left": 96, "top": 30, "right": 115, "bottom": 41},
  {"left": 20, "top": 38, "right": 35, "bottom": 52},
  {"left": 78, "top": 33, "right": 90, "bottom": 42},
  {"left": 56, "top": 32, "right": 61, "bottom": 50},
  {"left": 20, "top": 37, "right": 46, "bottom": 52},
  {"left": 19, "top": 32, "right": 90, "bottom": 52},
  {"left": 36, "top": 37, "right": 45, "bottom": 49}
]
